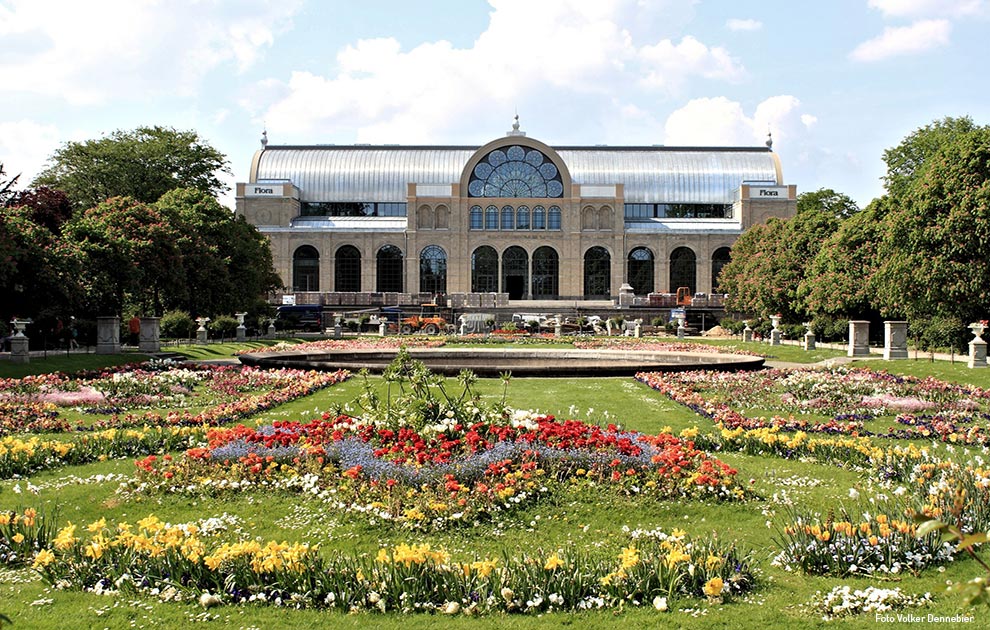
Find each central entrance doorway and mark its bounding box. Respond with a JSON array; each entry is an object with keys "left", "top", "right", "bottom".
[
  {"left": 502, "top": 246, "right": 529, "bottom": 300},
  {"left": 505, "top": 275, "right": 525, "bottom": 299}
]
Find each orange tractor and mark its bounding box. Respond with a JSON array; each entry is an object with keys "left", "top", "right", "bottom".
[{"left": 395, "top": 304, "right": 452, "bottom": 335}]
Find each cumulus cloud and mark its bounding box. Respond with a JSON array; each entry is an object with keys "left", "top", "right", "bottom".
[
  {"left": 663, "top": 95, "right": 810, "bottom": 148},
  {"left": 0, "top": 0, "right": 300, "bottom": 105},
  {"left": 867, "top": 0, "right": 984, "bottom": 17},
  {"left": 0, "top": 119, "right": 61, "bottom": 183},
  {"left": 849, "top": 19, "right": 951, "bottom": 61},
  {"left": 258, "top": 0, "right": 746, "bottom": 143},
  {"left": 726, "top": 18, "right": 763, "bottom": 31}
]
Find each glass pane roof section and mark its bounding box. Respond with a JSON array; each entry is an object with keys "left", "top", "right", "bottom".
[{"left": 254, "top": 145, "right": 779, "bottom": 204}]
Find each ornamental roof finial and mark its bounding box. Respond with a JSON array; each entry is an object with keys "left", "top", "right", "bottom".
[
  {"left": 507, "top": 113, "right": 526, "bottom": 137},
  {"left": 261, "top": 129, "right": 268, "bottom": 149},
  {"left": 765, "top": 127, "right": 773, "bottom": 150}
]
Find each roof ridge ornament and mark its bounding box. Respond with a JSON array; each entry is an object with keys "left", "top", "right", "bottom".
[
  {"left": 507, "top": 114, "right": 526, "bottom": 137},
  {"left": 765, "top": 127, "right": 773, "bottom": 150},
  {"left": 261, "top": 129, "right": 268, "bottom": 149}
]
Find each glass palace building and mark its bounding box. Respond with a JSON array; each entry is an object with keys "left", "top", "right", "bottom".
[{"left": 235, "top": 119, "right": 796, "bottom": 305}]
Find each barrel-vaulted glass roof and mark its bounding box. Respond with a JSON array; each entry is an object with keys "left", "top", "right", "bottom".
[{"left": 251, "top": 144, "right": 780, "bottom": 205}]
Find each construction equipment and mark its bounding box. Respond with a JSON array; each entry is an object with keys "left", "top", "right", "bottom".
[
  {"left": 675, "top": 287, "right": 693, "bottom": 307},
  {"left": 395, "top": 303, "right": 452, "bottom": 335}
]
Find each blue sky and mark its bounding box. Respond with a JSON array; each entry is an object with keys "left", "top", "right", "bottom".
[{"left": 2, "top": 0, "right": 989, "bottom": 208}]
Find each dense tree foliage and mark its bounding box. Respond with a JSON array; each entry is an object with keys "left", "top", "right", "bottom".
[
  {"left": 5, "top": 186, "right": 74, "bottom": 233},
  {"left": 0, "top": 162, "right": 18, "bottom": 206},
  {"left": 33, "top": 126, "right": 231, "bottom": 210},
  {"left": 882, "top": 116, "right": 978, "bottom": 200},
  {"left": 720, "top": 189, "right": 853, "bottom": 322}
]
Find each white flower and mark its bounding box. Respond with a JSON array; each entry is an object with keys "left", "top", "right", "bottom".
[
  {"left": 653, "top": 596, "right": 669, "bottom": 611},
  {"left": 442, "top": 601, "right": 461, "bottom": 615},
  {"left": 500, "top": 587, "right": 514, "bottom": 602},
  {"left": 198, "top": 592, "right": 222, "bottom": 608},
  {"left": 848, "top": 488, "right": 860, "bottom": 500}
]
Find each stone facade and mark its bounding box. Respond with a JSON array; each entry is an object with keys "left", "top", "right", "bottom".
[{"left": 236, "top": 128, "right": 797, "bottom": 303}]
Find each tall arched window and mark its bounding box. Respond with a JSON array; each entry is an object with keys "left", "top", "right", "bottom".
[
  {"left": 471, "top": 246, "right": 498, "bottom": 293},
  {"left": 501, "top": 205, "right": 514, "bottom": 230},
  {"left": 584, "top": 246, "right": 611, "bottom": 298},
  {"left": 334, "top": 245, "right": 361, "bottom": 292},
  {"left": 533, "top": 205, "right": 546, "bottom": 230},
  {"left": 711, "top": 247, "right": 732, "bottom": 292},
  {"left": 469, "top": 205, "right": 483, "bottom": 230},
  {"left": 532, "top": 246, "right": 559, "bottom": 298},
  {"left": 669, "top": 247, "right": 697, "bottom": 294},
  {"left": 502, "top": 246, "right": 529, "bottom": 300},
  {"left": 468, "top": 145, "right": 564, "bottom": 198},
  {"left": 292, "top": 245, "right": 320, "bottom": 292},
  {"left": 485, "top": 205, "right": 498, "bottom": 230},
  {"left": 627, "top": 247, "right": 654, "bottom": 295},
  {"left": 516, "top": 205, "right": 530, "bottom": 229},
  {"left": 376, "top": 245, "right": 404, "bottom": 293},
  {"left": 548, "top": 205, "right": 562, "bottom": 230},
  {"left": 419, "top": 245, "right": 447, "bottom": 294}
]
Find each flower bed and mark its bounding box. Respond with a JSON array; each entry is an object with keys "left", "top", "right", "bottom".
[{"left": 17, "top": 514, "right": 755, "bottom": 614}]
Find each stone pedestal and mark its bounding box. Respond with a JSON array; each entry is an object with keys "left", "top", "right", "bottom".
[
  {"left": 235, "top": 312, "right": 247, "bottom": 342},
  {"left": 676, "top": 319, "right": 685, "bottom": 339},
  {"left": 96, "top": 316, "right": 121, "bottom": 355},
  {"left": 138, "top": 317, "right": 161, "bottom": 353},
  {"left": 195, "top": 317, "right": 210, "bottom": 344},
  {"left": 803, "top": 331, "right": 816, "bottom": 351},
  {"left": 554, "top": 324, "right": 562, "bottom": 337},
  {"left": 266, "top": 323, "right": 276, "bottom": 339},
  {"left": 333, "top": 324, "right": 342, "bottom": 339},
  {"left": 770, "top": 329, "right": 782, "bottom": 346},
  {"left": 969, "top": 323, "right": 988, "bottom": 368},
  {"left": 883, "top": 321, "right": 908, "bottom": 360},
  {"left": 742, "top": 325, "right": 753, "bottom": 343},
  {"left": 9, "top": 336, "right": 29, "bottom": 364},
  {"left": 379, "top": 322, "right": 386, "bottom": 336},
  {"left": 634, "top": 322, "right": 642, "bottom": 338},
  {"left": 617, "top": 283, "right": 635, "bottom": 308},
  {"left": 848, "top": 320, "right": 870, "bottom": 357}
]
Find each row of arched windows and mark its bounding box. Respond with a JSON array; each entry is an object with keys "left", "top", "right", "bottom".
[
  {"left": 469, "top": 205, "right": 562, "bottom": 231},
  {"left": 291, "top": 245, "right": 733, "bottom": 297}
]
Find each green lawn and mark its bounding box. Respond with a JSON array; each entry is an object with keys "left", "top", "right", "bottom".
[{"left": 1, "top": 342, "right": 988, "bottom": 628}]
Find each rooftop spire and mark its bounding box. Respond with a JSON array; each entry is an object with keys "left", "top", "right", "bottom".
[
  {"left": 765, "top": 127, "right": 773, "bottom": 150},
  {"left": 507, "top": 113, "right": 526, "bottom": 137},
  {"left": 260, "top": 129, "right": 268, "bottom": 149}
]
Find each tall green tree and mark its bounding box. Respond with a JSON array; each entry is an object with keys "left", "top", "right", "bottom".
[
  {"left": 874, "top": 125, "right": 990, "bottom": 324},
  {"left": 154, "top": 188, "right": 281, "bottom": 315},
  {"left": 64, "top": 197, "right": 184, "bottom": 316},
  {"left": 720, "top": 189, "right": 851, "bottom": 321},
  {"left": 33, "top": 126, "right": 231, "bottom": 210},
  {"left": 882, "top": 116, "right": 978, "bottom": 201}
]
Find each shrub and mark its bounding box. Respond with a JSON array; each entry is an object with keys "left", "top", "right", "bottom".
[
  {"left": 911, "top": 315, "right": 967, "bottom": 353},
  {"left": 719, "top": 318, "right": 745, "bottom": 335},
  {"left": 210, "top": 315, "right": 239, "bottom": 340},
  {"left": 160, "top": 310, "right": 195, "bottom": 340}
]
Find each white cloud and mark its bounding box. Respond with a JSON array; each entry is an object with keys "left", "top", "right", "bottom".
[
  {"left": 800, "top": 114, "right": 818, "bottom": 128},
  {"left": 0, "top": 119, "right": 61, "bottom": 184},
  {"left": 726, "top": 18, "right": 763, "bottom": 31},
  {"left": 663, "top": 95, "right": 810, "bottom": 148},
  {"left": 0, "top": 0, "right": 301, "bottom": 105},
  {"left": 259, "top": 1, "right": 745, "bottom": 142},
  {"left": 849, "top": 19, "right": 950, "bottom": 61},
  {"left": 867, "top": 0, "right": 984, "bottom": 18}
]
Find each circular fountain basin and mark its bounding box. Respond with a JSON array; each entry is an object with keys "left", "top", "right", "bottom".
[{"left": 238, "top": 347, "right": 763, "bottom": 377}]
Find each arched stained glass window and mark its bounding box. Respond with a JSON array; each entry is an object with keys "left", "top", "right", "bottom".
[
  {"left": 627, "top": 247, "right": 654, "bottom": 295},
  {"left": 501, "top": 205, "right": 514, "bottom": 230},
  {"left": 548, "top": 205, "right": 562, "bottom": 230},
  {"left": 533, "top": 205, "right": 546, "bottom": 230},
  {"left": 712, "top": 247, "right": 731, "bottom": 292},
  {"left": 292, "top": 245, "right": 320, "bottom": 292},
  {"left": 502, "top": 246, "right": 529, "bottom": 300},
  {"left": 419, "top": 245, "right": 447, "bottom": 294},
  {"left": 471, "top": 246, "right": 498, "bottom": 293},
  {"left": 376, "top": 245, "right": 403, "bottom": 293},
  {"left": 670, "top": 247, "right": 696, "bottom": 294},
  {"left": 469, "top": 205, "right": 483, "bottom": 230},
  {"left": 485, "top": 205, "right": 498, "bottom": 230},
  {"left": 468, "top": 145, "right": 564, "bottom": 198},
  {"left": 334, "top": 245, "right": 361, "bottom": 292},
  {"left": 532, "top": 246, "right": 559, "bottom": 298},
  {"left": 584, "top": 246, "right": 610, "bottom": 298},
  {"left": 516, "top": 205, "right": 530, "bottom": 230}
]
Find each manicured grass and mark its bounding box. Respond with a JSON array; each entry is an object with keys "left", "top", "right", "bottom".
[
  {"left": 2, "top": 346, "right": 989, "bottom": 628},
  {"left": 0, "top": 353, "right": 153, "bottom": 379},
  {"left": 163, "top": 339, "right": 305, "bottom": 360}
]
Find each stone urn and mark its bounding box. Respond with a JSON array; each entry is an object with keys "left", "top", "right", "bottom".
[
  {"left": 10, "top": 318, "right": 30, "bottom": 337},
  {"left": 770, "top": 314, "right": 781, "bottom": 331},
  {"left": 970, "top": 321, "right": 988, "bottom": 341}
]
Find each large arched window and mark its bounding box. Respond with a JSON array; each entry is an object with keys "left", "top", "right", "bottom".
[
  {"left": 548, "top": 205, "right": 562, "bottom": 230},
  {"left": 469, "top": 205, "right": 483, "bottom": 230},
  {"left": 670, "top": 247, "right": 697, "bottom": 294},
  {"left": 419, "top": 245, "right": 447, "bottom": 294},
  {"left": 468, "top": 145, "right": 564, "bottom": 198},
  {"left": 376, "top": 245, "right": 404, "bottom": 293},
  {"left": 584, "top": 246, "right": 611, "bottom": 298},
  {"left": 627, "top": 247, "right": 654, "bottom": 295},
  {"left": 532, "top": 246, "right": 559, "bottom": 299},
  {"left": 292, "top": 245, "right": 320, "bottom": 292},
  {"left": 471, "top": 246, "right": 499, "bottom": 293},
  {"left": 334, "top": 245, "right": 361, "bottom": 292},
  {"left": 501, "top": 205, "right": 514, "bottom": 230},
  {"left": 711, "top": 247, "right": 732, "bottom": 292},
  {"left": 533, "top": 205, "right": 546, "bottom": 230},
  {"left": 502, "top": 246, "right": 529, "bottom": 300}
]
